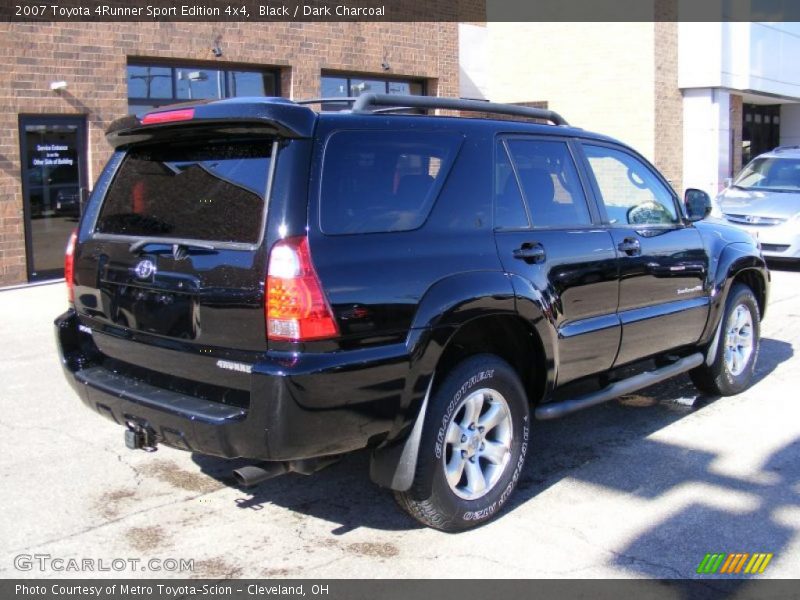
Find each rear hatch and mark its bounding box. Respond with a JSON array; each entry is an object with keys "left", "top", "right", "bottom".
[{"left": 71, "top": 100, "right": 315, "bottom": 403}]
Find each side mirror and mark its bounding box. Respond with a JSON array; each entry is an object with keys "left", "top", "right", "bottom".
[{"left": 684, "top": 188, "right": 712, "bottom": 222}]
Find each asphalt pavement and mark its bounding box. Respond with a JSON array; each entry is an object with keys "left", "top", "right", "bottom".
[{"left": 1, "top": 265, "right": 798, "bottom": 581}]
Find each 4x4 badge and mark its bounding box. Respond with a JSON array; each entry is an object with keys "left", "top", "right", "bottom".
[{"left": 134, "top": 259, "right": 156, "bottom": 280}]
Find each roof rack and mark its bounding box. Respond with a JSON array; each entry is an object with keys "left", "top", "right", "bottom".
[
  {"left": 295, "top": 97, "right": 357, "bottom": 106},
  {"left": 296, "top": 98, "right": 416, "bottom": 115},
  {"left": 351, "top": 94, "right": 569, "bottom": 126}
]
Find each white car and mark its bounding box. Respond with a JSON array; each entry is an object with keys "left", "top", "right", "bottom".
[{"left": 716, "top": 146, "right": 800, "bottom": 261}]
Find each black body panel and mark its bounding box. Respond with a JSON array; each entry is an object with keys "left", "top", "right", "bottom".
[{"left": 56, "top": 96, "right": 769, "bottom": 477}]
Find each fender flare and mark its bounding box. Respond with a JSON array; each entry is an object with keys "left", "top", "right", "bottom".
[
  {"left": 699, "top": 243, "right": 769, "bottom": 347},
  {"left": 369, "top": 270, "right": 554, "bottom": 490}
]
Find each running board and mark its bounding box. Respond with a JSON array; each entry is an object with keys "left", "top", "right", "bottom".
[{"left": 535, "top": 352, "right": 704, "bottom": 420}]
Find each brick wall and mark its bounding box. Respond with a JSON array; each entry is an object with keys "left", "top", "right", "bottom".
[
  {"left": 487, "top": 23, "right": 657, "bottom": 157},
  {"left": 654, "top": 21, "right": 684, "bottom": 194},
  {"left": 730, "top": 94, "right": 743, "bottom": 177},
  {"left": 488, "top": 22, "right": 687, "bottom": 196},
  {"left": 0, "top": 21, "right": 458, "bottom": 285}
]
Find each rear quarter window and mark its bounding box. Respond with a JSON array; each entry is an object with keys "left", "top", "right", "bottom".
[{"left": 320, "top": 130, "right": 462, "bottom": 235}]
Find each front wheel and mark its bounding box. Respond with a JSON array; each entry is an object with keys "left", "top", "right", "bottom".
[
  {"left": 690, "top": 283, "right": 761, "bottom": 396},
  {"left": 395, "top": 354, "right": 530, "bottom": 532}
]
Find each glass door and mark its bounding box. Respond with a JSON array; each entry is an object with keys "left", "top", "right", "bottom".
[
  {"left": 742, "top": 104, "right": 780, "bottom": 166},
  {"left": 19, "top": 116, "right": 87, "bottom": 281}
]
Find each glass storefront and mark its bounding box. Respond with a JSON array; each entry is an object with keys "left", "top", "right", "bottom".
[{"left": 19, "top": 116, "right": 87, "bottom": 281}]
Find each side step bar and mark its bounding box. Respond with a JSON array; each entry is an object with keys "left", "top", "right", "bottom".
[{"left": 535, "top": 352, "right": 704, "bottom": 420}]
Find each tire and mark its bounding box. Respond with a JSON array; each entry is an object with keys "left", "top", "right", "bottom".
[
  {"left": 395, "top": 354, "right": 530, "bottom": 532},
  {"left": 690, "top": 283, "right": 761, "bottom": 396}
]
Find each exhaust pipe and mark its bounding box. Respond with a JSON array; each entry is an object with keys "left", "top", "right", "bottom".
[
  {"left": 232, "top": 455, "right": 342, "bottom": 488},
  {"left": 233, "top": 463, "right": 288, "bottom": 488}
]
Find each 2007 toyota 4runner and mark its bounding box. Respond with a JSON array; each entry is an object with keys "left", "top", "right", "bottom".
[{"left": 56, "top": 95, "right": 769, "bottom": 531}]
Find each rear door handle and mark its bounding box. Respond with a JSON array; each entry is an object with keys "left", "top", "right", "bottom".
[
  {"left": 513, "top": 243, "right": 546, "bottom": 263},
  {"left": 617, "top": 238, "right": 641, "bottom": 256}
]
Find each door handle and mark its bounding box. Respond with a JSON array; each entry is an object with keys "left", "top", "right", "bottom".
[
  {"left": 617, "top": 238, "right": 641, "bottom": 256},
  {"left": 513, "top": 243, "right": 546, "bottom": 263}
]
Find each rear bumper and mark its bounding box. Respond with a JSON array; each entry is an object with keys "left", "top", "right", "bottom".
[{"left": 55, "top": 310, "right": 407, "bottom": 461}]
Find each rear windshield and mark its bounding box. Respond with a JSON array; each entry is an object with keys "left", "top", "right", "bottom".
[
  {"left": 320, "top": 130, "right": 462, "bottom": 234},
  {"left": 95, "top": 141, "right": 272, "bottom": 244}
]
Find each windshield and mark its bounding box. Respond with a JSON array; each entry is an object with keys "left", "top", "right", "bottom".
[
  {"left": 96, "top": 141, "right": 272, "bottom": 244},
  {"left": 733, "top": 157, "right": 800, "bottom": 192}
]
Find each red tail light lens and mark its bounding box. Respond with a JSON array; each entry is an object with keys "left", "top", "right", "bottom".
[
  {"left": 266, "top": 237, "right": 338, "bottom": 341},
  {"left": 141, "top": 108, "right": 195, "bottom": 125},
  {"left": 65, "top": 229, "right": 77, "bottom": 304}
]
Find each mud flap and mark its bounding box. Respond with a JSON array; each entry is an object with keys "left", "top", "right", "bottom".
[{"left": 369, "top": 376, "right": 434, "bottom": 491}]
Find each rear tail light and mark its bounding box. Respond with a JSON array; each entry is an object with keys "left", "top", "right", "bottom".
[
  {"left": 65, "top": 229, "right": 77, "bottom": 304},
  {"left": 266, "top": 236, "right": 338, "bottom": 341},
  {"left": 141, "top": 108, "right": 195, "bottom": 125}
]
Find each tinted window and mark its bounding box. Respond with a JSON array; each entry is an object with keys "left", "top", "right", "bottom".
[
  {"left": 584, "top": 145, "right": 679, "bottom": 225},
  {"left": 506, "top": 140, "right": 591, "bottom": 228},
  {"left": 319, "top": 74, "right": 425, "bottom": 112},
  {"left": 175, "top": 67, "right": 224, "bottom": 100},
  {"left": 227, "top": 71, "right": 276, "bottom": 97},
  {"left": 320, "top": 131, "right": 461, "bottom": 235},
  {"left": 127, "top": 65, "right": 172, "bottom": 99},
  {"left": 96, "top": 142, "right": 272, "bottom": 244},
  {"left": 127, "top": 63, "right": 279, "bottom": 116},
  {"left": 495, "top": 141, "right": 529, "bottom": 229}
]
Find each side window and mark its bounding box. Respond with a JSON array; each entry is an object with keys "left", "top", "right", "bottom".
[
  {"left": 320, "top": 131, "right": 461, "bottom": 235},
  {"left": 506, "top": 139, "right": 592, "bottom": 228},
  {"left": 494, "top": 141, "right": 529, "bottom": 229},
  {"left": 583, "top": 145, "right": 679, "bottom": 226}
]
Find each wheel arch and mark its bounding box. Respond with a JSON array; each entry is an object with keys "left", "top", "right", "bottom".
[
  {"left": 432, "top": 313, "right": 547, "bottom": 409},
  {"left": 730, "top": 267, "right": 767, "bottom": 320},
  {"left": 701, "top": 243, "right": 769, "bottom": 346},
  {"left": 370, "top": 271, "right": 553, "bottom": 491}
]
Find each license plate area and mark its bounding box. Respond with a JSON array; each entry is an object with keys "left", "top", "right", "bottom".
[{"left": 108, "top": 284, "right": 195, "bottom": 338}]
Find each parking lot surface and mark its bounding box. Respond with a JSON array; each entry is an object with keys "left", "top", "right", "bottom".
[{"left": 1, "top": 266, "right": 799, "bottom": 580}]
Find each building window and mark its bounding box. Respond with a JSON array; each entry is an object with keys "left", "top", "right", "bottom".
[
  {"left": 320, "top": 73, "right": 425, "bottom": 111},
  {"left": 127, "top": 61, "right": 279, "bottom": 115}
]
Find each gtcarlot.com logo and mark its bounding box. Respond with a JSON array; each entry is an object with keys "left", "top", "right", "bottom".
[{"left": 14, "top": 553, "right": 194, "bottom": 573}]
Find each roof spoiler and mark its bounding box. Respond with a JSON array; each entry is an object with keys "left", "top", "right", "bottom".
[{"left": 105, "top": 98, "right": 317, "bottom": 148}]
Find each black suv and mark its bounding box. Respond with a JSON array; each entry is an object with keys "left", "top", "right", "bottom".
[{"left": 56, "top": 95, "right": 769, "bottom": 531}]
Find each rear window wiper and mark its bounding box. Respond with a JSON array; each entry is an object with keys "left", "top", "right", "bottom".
[{"left": 129, "top": 239, "right": 216, "bottom": 254}]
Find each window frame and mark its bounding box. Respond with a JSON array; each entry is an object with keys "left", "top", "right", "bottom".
[
  {"left": 576, "top": 140, "right": 686, "bottom": 229},
  {"left": 493, "top": 139, "right": 530, "bottom": 230},
  {"left": 127, "top": 60, "right": 280, "bottom": 114},
  {"left": 493, "top": 134, "right": 601, "bottom": 231}
]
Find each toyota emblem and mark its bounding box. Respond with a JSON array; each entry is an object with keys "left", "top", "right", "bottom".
[{"left": 134, "top": 259, "right": 156, "bottom": 280}]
